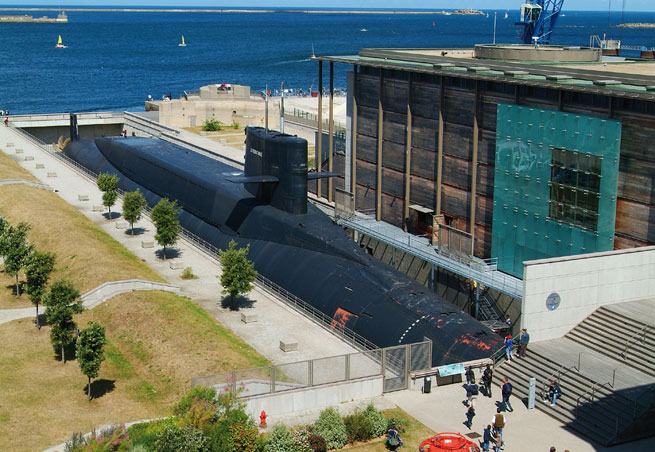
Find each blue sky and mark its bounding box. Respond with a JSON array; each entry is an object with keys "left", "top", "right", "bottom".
[{"left": 0, "top": 1, "right": 652, "bottom": 11}]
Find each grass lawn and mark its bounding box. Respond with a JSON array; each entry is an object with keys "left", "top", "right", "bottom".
[
  {"left": 343, "top": 408, "right": 435, "bottom": 452},
  {"left": 0, "top": 290, "right": 269, "bottom": 452},
  {"left": 0, "top": 150, "right": 38, "bottom": 181},
  {"left": 0, "top": 183, "right": 164, "bottom": 309}
]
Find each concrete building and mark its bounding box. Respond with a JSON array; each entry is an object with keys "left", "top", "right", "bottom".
[{"left": 146, "top": 83, "right": 281, "bottom": 129}]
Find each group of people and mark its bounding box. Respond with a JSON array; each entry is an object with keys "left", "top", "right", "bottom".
[{"left": 504, "top": 327, "right": 530, "bottom": 361}]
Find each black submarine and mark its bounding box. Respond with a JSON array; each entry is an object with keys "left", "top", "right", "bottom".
[{"left": 63, "top": 126, "right": 503, "bottom": 366}]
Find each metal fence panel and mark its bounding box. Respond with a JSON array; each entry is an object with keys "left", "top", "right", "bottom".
[
  {"left": 349, "top": 349, "right": 383, "bottom": 380},
  {"left": 409, "top": 341, "right": 431, "bottom": 372},
  {"left": 234, "top": 367, "right": 275, "bottom": 397},
  {"left": 312, "top": 355, "right": 347, "bottom": 386},
  {"left": 383, "top": 345, "right": 408, "bottom": 392},
  {"left": 272, "top": 361, "right": 310, "bottom": 393}
]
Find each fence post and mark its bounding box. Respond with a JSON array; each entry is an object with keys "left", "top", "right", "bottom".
[
  {"left": 271, "top": 365, "right": 276, "bottom": 394},
  {"left": 231, "top": 370, "right": 237, "bottom": 395},
  {"left": 578, "top": 352, "right": 582, "bottom": 371},
  {"left": 345, "top": 354, "right": 351, "bottom": 381},
  {"left": 612, "top": 368, "right": 616, "bottom": 388},
  {"left": 405, "top": 344, "right": 411, "bottom": 390},
  {"left": 308, "top": 359, "right": 313, "bottom": 387},
  {"left": 381, "top": 348, "right": 387, "bottom": 382}
]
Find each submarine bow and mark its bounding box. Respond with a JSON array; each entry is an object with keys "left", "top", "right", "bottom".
[{"left": 63, "top": 128, "right": 503, "bottom": 366}]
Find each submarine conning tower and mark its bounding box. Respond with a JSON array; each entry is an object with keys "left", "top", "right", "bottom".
[{"left": 244, "top": 126, "right": 309, "bottom": 215}]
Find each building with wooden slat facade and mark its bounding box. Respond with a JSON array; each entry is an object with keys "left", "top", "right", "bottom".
[{"left": 313, "top": 48, "right": 655, "bottom": 280}]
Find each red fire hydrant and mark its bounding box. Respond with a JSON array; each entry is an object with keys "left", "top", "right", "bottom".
[{"left": 260, "top": 410, "right": 267, "bottom": 428}]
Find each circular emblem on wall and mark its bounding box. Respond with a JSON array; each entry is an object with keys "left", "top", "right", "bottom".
[{"left": 546, "top": 293, "right": 561, "bottom": 311}]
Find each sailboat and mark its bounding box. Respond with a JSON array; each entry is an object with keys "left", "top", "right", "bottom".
[
  {"left": 504, "top": 12, "right": 509, "bottom": 19},
  {"left": 55, "top": 35, "right": 67, "bottom": 49},
  {"left": 178, "top": 35, "right": 186, "bottom": 47}
]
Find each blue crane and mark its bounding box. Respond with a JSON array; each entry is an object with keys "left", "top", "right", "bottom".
[{"left": 515, "top": 0, "right": 565, "bottom": 45}]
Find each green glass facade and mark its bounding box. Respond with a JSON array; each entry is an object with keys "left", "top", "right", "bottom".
[{"left": 491, "top": 104, "right": 622, "bottom": 278}]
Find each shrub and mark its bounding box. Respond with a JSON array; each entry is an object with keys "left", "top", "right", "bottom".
[
  {"left": 153, "top": 424, "right": 205, "bottom": 452},
  {"left": 264, "top": 424, "right": 295, "bottom": 452},
  {"left": 230, "top": 420, "right": 261, "bottom": 452},
  {"left": 291, "top": 429, "right": 312, "bottom": 452},
  {"left": 362, "top": 403, "right": 387, "bottom": 437},
  {"left": 307, "top": 434, "right": 327, "bottom": 452},
  {"left": 312, "top": 408, "right": 347, "bottom": 450},
  {"left": 343, "top": 411, "right": 373, "bottom": 444},
  {"left": 386, "top": 416, "right": 408, "bottom": 434},
  {"left": 202, "top": 119, "right": 223, "bottom": 131},
  {"left": 179, "top": 399, "right": 218, "bottom": 430},
  {"left": 128, "top": 419, "right": 172, "bottom": 449},
  {"left": 181, "top": 267, "right": 198, "bottom": 279},
  {"left": 64, "top": 432, "right": 87, "bottom": 452},
  {"left": 76, "top": 424, "right": 131, "bottom": 451},
  {"left": 173, "top": 386, "right": 217, "bottom": 416}
]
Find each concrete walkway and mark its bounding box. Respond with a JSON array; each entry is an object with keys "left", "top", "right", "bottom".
[{"left": 0, "top": 125, "right": 358, "bottom": 368}]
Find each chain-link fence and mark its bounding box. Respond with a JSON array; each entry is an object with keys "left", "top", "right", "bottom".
[{"left": 192, "top": 341, "right": 431, "bottom": 397}]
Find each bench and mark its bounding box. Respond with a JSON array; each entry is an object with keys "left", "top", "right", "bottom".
[
  {"left": 78, "top": 195, "right": 89, "bottom": 201},
  {"left": 169, "top": 260, "right": 184, "bottom": 270},
  {"left": 36, "top": 163, "right": 45, "bottom": 169},
  {"left": 92, "top": 205, "right": 104, "bottom": 212},
  {"left": 240, "top": 312, "right": 258, "bottom": 323},
  {"left": 23, "top": 156, "right": 34, "bottom": 161},
  {"left": 115, "top": 221, "right": 128, "bottom": 229},
  {"left": 15, "top": 148, "right": 23, "bottom": 154},
  {"left": 279, "top": 340, "right": 298, "bottom": 352},
  {"left": 47, "top": 172, "right": 57, "bottom": 178},
  {"left": 141, "top": 241, "right": 154, "bottom": 249}
]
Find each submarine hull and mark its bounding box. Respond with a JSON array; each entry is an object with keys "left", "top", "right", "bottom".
[{"left": 64, "top": 136, "right": 503, "bottom": 366}]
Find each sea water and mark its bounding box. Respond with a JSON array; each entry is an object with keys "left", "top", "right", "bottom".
[{"left": 0, "top": 8, "right": 653, "bottom": 114}]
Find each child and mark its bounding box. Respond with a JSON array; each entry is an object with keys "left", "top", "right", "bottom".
[{"left": 465, "top": 406, "right": 476, "bottom": 429}]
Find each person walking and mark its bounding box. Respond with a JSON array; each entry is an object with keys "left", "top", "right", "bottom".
[
  {"left": 492, "top": 430, "right": 502, "bottom": 452},
  {"left": 501, "top": 377, "right": 514, "bottom": 412},
  {"left": 504, "top": 334, "right": 514, "bottom": 361},
  {"left": 492, "top": 408, "right": 506, "bottom": 446},
  {"left": 465, "top": 366, "right": 475, "bottom": 384},
  {"left": 465, "top": 405, "right": 476, "bottom": 428},
  {"left": 481, "top": 424, "right": 492, "bottom": 451},
  {"left": 464, "top": 381, "right": 479, "bottom": 407},
  {"left": 4, "top": 115, "right": 8, "bottom": 127},
  {"left": 519, "top": 328, "right": 530, "bottom": 358},
  {"left": 482, "top": 364, "right": 493, "bottom": 398}
]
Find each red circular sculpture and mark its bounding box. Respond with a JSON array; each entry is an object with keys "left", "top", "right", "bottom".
[{"left": 418, "top": 432, "right": 480, "bottom": 452}]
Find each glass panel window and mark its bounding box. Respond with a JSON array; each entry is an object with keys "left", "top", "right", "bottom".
[{"left": 549, "top": 148, "right": 602, "bottom": 231}]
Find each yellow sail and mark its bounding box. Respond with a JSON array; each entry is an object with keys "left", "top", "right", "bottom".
[
  {"left": 57, "top": 35, "right": 62, "bottom": 45},
  {"left": 179, "top": 35, "right": 186, "bottom": 46}
]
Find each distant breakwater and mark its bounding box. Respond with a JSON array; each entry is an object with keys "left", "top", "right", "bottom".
[{"left": 0, "top": 7, "right": 485, "bottom": 15}]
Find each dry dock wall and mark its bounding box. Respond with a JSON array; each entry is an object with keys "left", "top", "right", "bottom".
[{"left": 521, "top": 246, "right": 655, "bottom": 341}]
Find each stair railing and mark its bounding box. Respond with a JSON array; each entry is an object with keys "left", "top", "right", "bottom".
[
  {"left": 619, "top": 324, "right": 652, "bottom": 360},
  {"left": 540, "top": 364, "right": 578, "bottom": 400}
]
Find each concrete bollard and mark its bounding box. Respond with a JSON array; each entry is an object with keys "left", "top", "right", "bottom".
[
  {"left": 241, "top": 312, "right": 258, "bottom": 323},
  {"left": 169, "top": 260, "right": 184, "bottom": 270},
  {"left": 279, "top": 340, "right": 298, "bottom": 352},
  {"left": 115, "top": 221, "right": 128, "bottom": 229},
  {"left": 15, "top": 148, "right": 23, "bottom": 154},
  {"left": 141, "top": 241, "right": 155, "bottom": 249},
  {"left": 92, "top": 205, "right": 104, "bottom": 212},
  {"left": 6, "top": 142, "right": 14, "bottom": 147},
  {"left": 24, "top": 156, "right": 34, "bottom": 161},
  {"left": 47, "top": 172, "right": 57, "bottom": 178},
  {"left": 78, "top": 195, "right": 89, "bottom": 201},
  {"left": 36, "top": 163, "right": 45, "bottom": 169}
]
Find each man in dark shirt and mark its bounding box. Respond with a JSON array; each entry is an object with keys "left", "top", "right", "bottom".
[
  {"left": 519, "top": 328, "right": 530, "bottom": 358},
  {"left": 501, "top": 377, "right": 514, "bottom": 412},
  {"left": 482, "top": 364, "right": 493, "bottom": 397}
]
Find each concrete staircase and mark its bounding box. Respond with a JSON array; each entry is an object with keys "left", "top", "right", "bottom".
[
  {"left": 565, "top": 305, "right": 655, "bottom": 377},
  {"left": 494, "top": 348, "right": 654, "bottom": 446}
]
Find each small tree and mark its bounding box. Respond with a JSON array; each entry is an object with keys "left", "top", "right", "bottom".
[
  {"left": 77, "top": 321, "right": 107, "bottom": 400},
  {"left": 122, "top": 190, "right": 147, "bottom": 235},
  {"left": 151, "top": 198, "right": 181, "bottom": 259},
  {"left": 97, "top": 173, "right": 119, "bottom": 219},
  {"left": 2, "top": 222, "right": 33, "bottom": 296},
  {"left": 218, "top": 240, "right": 257, "bottom": 309},
  {"left": 25, "top": 251, "right": 56, "bottom": 329},
  {"left": 45, "top": 280, "right": 83, "bottom": 363}
]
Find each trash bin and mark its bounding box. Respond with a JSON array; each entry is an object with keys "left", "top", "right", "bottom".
[{"left": 422, "top": 376, "right": 432, "bottom": 394}]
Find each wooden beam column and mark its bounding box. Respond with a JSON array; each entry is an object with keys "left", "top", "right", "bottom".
[
  {"left": 403, "top": 73, "right": 413, "bottom": 231},
  {"left": 317, "top": 60, "right": 323, "bottom": 198},
  {"left": 352, "top": 65, "right": 358, "bottom": 210},
  {"left": 328, "top": 61, "right": 334, "bottom": 202},
  {"left": 470, "top": 81, "right": 481, "bottom": 256},
  {"left": 436, "top": 75, "right": 445, "bottom": 215},
  {"left": 376, "top": 70, "right": 384, "bottom": 221}
]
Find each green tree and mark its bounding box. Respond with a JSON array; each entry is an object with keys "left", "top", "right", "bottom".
[
  {"left": 2, "top": 222, "right": 33, "bottom": 296},
  {"left": 151, "top": 198, "right": 181, "bottom": 259},
  {"left": 122, "top": 190, "right": 147, "bottom": 235},
  {"left": 218, "top": 240, "right": 257, "bottom": 309},
  {"left": 77, "top": 321, "right": 107, "bottom": 400},
  {"left": 97, "top": 173, "right": 119, "bottom": 219},
  {"left": 45, "top": 280, "right": 83, "bottom": 362},
  {"left": 25, "top": 251, "right": 56, "bottom": 329}
]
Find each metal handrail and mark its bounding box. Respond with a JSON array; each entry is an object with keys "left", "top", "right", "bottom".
[
  {"left": 620, "top": 324, "right": 652, "bottom": 360},
  {"left": 541, "top": 364, "right": 578, "bottom": 399}
]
